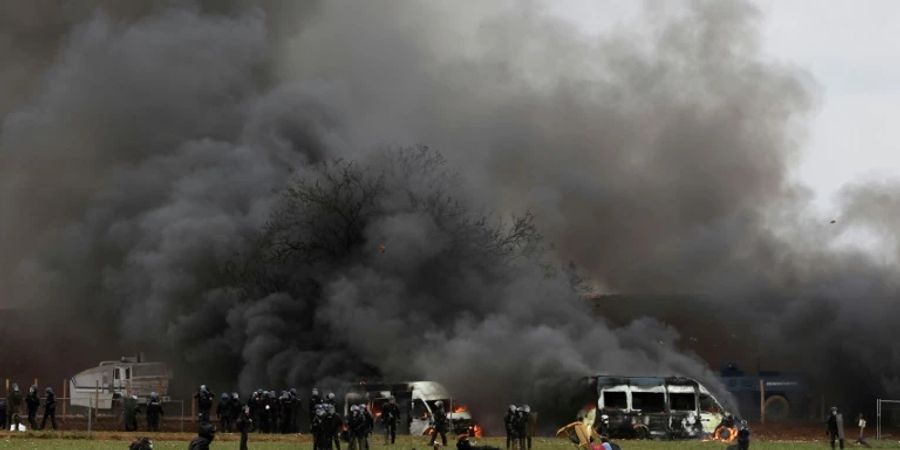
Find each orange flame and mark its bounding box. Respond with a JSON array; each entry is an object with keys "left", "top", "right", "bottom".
[{"left": 454, "top": 405, "right": 468, "bottom": 413}]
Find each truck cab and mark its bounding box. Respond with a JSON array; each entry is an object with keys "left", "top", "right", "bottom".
[{"left": 69, "top": 356, "right": 171, "bottom": 409}]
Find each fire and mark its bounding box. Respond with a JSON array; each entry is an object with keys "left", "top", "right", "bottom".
[
  {"left": 454, "top": 405, "right": 468, "bottom": 413},
  {"left": 470, "top": 424, "right": 483, "bottom": 438}
]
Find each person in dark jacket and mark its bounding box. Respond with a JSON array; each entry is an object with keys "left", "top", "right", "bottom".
[
  {"left": 429, "top": 401, "right": 449, "bottom": 447},
  {"left": 40, "top": 387, "right": 56, "bottom": 430},
  {"left": 236, "top": 405, "right": 252, "bottom": 450},
  {"left": 217, "top": 393, "right": 232, "bottom": 432},
  {"left": 129, "top": 437, "right": 154, "bottom": 450},
  {"left": 6, "top": 383, "right": 22, "bottom": 429},
  {"left": 290, "top": 388, "right": 301, "bottom": 433},
  {"left": 124, "top": 395, "right": 141, "bottom": 431},
  {"left": 279, "top": 391, "right": 293, "bottom": 434},
  {"left": 146, "top": 392, "right": 164, "bottom": 432},
  {"left": 194, "top": 385, "right": 214, "bottom": 424},
  {"left": 188, "top": 422, "right": 216, "bottom": 450},
  {"left": 325, "top": 403, "right": 344, "bottom": 450},
  {"left": 310, "top": 388, "right": 322, "bottom": 432},
  {"left": 25, "top": 386, "right": 39, "bottom": 430},
  {"left": 457, "top": 433, "right": 501, "bottom": 450},
  {"left": 826, "top": 406, "right": 845, "bottom": 450},
  {"left": 382, "top": 397, "right": 401, "bottom": 445},
  {"left": 504, "top": 405, "right": 516, "bottom": 450}
]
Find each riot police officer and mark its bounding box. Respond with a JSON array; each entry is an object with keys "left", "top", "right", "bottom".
[
  {"left": 429, "top": 400, "right": 449, "bottom": 447},
  {"left": 504, "top": 405, "right": 517, "bottom": 450},
  {"left": 6, "top": 384, "right": 22, "bottom": 430},
  {"left": 123, "top": 394, "right": 140, "bottom": 431},
  {"left": 147, "top": 392, "right": 164, "bottom": 432},
  {"left": 194, "top": 385, "right": 214, "bottom": 424},
  {"left": 217, "top": 392, "right": 233, "bottom": 432},
  {"left": 40, "top": 387, "right": 56, "bottom": 430},
  {"left": 382, "top": 397, "right": 401, "bottom": 445},
  {"left": 25, "top": 385, "right": 39, "bottom": 430}
]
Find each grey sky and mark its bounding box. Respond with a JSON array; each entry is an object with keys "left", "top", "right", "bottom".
[{"left": 550, "top": 0, "right": 900, "bottom": 214}]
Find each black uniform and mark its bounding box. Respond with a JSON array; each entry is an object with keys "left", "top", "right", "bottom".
[
  {"left": 194, "top": 388, "right": 214, "bottom": 424},
  {"left": 310, "top": 391, "right": 322, "bottom": 432},
  {"left": 312, "top": 409, "right": 326, "bottom": 450},
  {"left": 123, "top": 397, "right": 140, "bottom": 431},
  {"left": 189, "top": 423, "right": 216, "bottom": 450},
  {"left": 217, "top": 394, "right": 232, "bottom": 432},
  {"left": 147, "top": 396, "right": 164, "bottom": 432},
  {"left": 429, "top": 404, "right": 449, "bottom": 447},
  {"left": 6, "top": 386, "right": 22, "bottom": 429},
  {"left": 25, "top": 387, "right": 39, "bottom": 430},
  {"left": 248, "top": 391, "right": 261, "bottom": 432},
  {"left": 513, "top": 410, "right": 528, "bottom": 450},
  {"left": 382, "top": 401, "right": 400, "bottom": 444},
  {"left": 280, "top": 392, "right": 293, "bottom": 433},
  {"left": 237, "top": 408, "right": 252, "bottom": 450},
  {"left": 290, "top": 389, "right": 302, "bottom": 433},
  {"left": 827, "top": 413, "right": 845, "bottom": 450},
  {"left": 40, "top": 389, "right": 56, "bottom": 430},
  {"left": 349, "top": 410, "right": 367, "bottom": 450},
  {"left": 325, "top": 409, "right": 344, "bottom": 450},
  {"left": 504, "top": 409, "right": 516, "bottom": 450}
]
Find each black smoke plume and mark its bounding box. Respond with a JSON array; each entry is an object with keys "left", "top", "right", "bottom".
[{"left": 2, "top": 0, "right": 894, "bottom": 425}]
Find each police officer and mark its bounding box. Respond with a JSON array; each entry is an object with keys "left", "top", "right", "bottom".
[
  {"left": 310, "top": 387, "right": 322, "bottom": 431},
  {"left": 504, "top": 405, "right": 517, "bottom": 450},
  {"left": 266, "top": 390, "right": 279, "bottom": 434},
  {"left": 827, "top": 406, "right": 845, "bottom": 450},
  {"left": 279, "top": 390, "right": 293, "bottom": 433},
  {"left": 382, "top": 397, "right": 401, "bottom": 445},
  {"left": 290, "top": 388, "right": 302, "bottom": 433},
  {"left": 6, "top": 384, "right": 22, "bottom": 430},
  {"left": 217, "top": 392, "right": 232, "bottom": 432},
  {"left": 230, "top": 392, "right": 242, "bottom": 432},
  {"left": 147, "top": 392, "right": 164, "bottom": 432},
  {"left": 521, "top": 405, "right": 533, "bottom": 450},
  {"left": 248, "top": 390, "right": 261, "bottom": 432},
  {"left": 236, "top": 405, "right": 253, "bottom": 450},
  {"left": 194, "top": 385, "right": 214, "bottom": 424},
  {"left": 348, "top": 405, "right": 364, "bottom": 450},
  {"left": 312, "top": 405, "right": 326, "bottom": 450},
  {"left": 40, "top": 387, "right": 56, "bottom": 430},
  {"left": 429, "top": 400, "right": 449, "bottom": 447},
  {"left": 25, "top": 385, "right": 39, "bottom": 430},
  {"left": 123, "top": 394, "right": 140, "bottom": 431},
  {"left": 325, "top": 403, "right": 344, "bottom": 450},
  {"left": 360, "top": 404, "right": 374, "bottom": 450},
  {"left": 513, "top": 406, "right": 528, "bottom": 450}
]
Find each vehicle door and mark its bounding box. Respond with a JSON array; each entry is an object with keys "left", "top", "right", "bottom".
[
  {"left": 698, "top": 392, "right": 724, "bottom": 434},
  {"left": 409, "top": 397, "right": 432, "bottom": 436}
]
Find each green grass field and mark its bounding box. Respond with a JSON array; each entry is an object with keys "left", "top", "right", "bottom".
[{"left": 0, "top": 434, "right": 893, "bottom": 450}]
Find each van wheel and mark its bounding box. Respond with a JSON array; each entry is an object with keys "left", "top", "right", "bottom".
[{"left": 764, "top": 395, "right": 790, "bottom": 422}]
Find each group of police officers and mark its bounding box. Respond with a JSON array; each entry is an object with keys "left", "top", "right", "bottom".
[
  {"left": 503, "top": 404, "right": 534, "bottom": 450},
  {"left": 3, "top": 383, "right": 57, "bottom": 431}
]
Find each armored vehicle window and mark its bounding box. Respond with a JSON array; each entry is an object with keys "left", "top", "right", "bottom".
[
  {"left": 603, "top": 392, "right": 627, "bottom": 409},
  {"left": 670, "top": 393, "right": 695, "bottom": 411},
  {"left": 632, "top": 392, "right": 665, "bottom": 413},
  {"left": 114, "top": 368, "right": 121, "bottom": 380},
  {"left": 125, "top": 368, "right": 131, "bottom": 380}
]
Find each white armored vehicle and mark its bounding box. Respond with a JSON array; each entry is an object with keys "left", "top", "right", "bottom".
[{"left": 69, "top": 355, "right": 172, "bottom": 409}]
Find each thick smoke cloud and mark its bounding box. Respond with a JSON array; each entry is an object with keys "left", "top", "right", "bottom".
[{"left": 1, "top": 0, "right": 895, "bottom": 424}]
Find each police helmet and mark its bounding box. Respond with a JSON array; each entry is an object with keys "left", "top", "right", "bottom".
[
  {"left": 45, "top": 387, "right": 54, "bottom": 394},
  {"left": 351, "top": 405, "right": 359, "bottom": 412},
  {"left": 509, "top": 404, "right": 516, "bottom": 412},
  {"left": 221, "top": 393, "right": 229, "bottom": 400},
  {"left": 290, "top": 388, "right": 297, "bottom": 395},
  {"left": 233, "top": 392, "right": 240, "bottom": 400},
  {"left": 312, "top": 388, "right": 320, "bottom": 395},
  {"left": 150, "top": 392, "right": 159, "bottom": 399},
  {"left": 326, "top": 404, "right": 336, "bottom": 414},
  {"left": 435, "top": 400, "right": 443, "bottom": 407},
  {"left": 11, "top": 383, "right": 19, "bottom": 392},
  {"left": 200, "top": 384, "right": 208, "bottom": 392},
  {"left": 327, "top": 392, "right": 335, "bottom": 400},
  {"left": 523, "top": 405, "right": 531, "bottom": 413}
]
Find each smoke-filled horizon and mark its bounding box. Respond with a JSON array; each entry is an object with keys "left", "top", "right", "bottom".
[{"left": 1, "top": 0, "right": 897, "bottom": 424}]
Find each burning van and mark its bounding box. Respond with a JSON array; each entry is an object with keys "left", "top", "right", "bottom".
[
  {"left": 69, "top": 355, "right": 171, "bottom": 409},
  {"left": 344, "top": 381, "right": 478, "bottom": 436},
  {"left": 580, "top": 375, "right": 729, "bottom": 440}
]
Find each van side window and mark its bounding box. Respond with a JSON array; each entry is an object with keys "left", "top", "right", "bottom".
[
  {"left": 699, "top": 394, "right": 720, "bottom": 413},
  {"left": 114, "top": 369, "right": 121, "bottom": 380},
  {"left": 670, "top": 393, "right": 696, "bottom": 411},
  {"left": 412, "top": 399, "right": 429, "bottom": 419},
  {"left": 603, "top": 392, "right": 627, "bottom": 409},
  {"left": 125, "top": 368, "right": 131, "bottom": 380},
  {"left": 632, "top": 392, "right": 665, "bottom": 413}
]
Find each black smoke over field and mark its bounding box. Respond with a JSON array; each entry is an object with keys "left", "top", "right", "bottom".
[{"left": 0, "top": 0, "right": 895, "bottom": 422}]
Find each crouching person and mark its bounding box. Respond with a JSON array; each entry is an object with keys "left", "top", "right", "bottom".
[{"left": 189, "top": 423, "right": 216, "bottom": 450}]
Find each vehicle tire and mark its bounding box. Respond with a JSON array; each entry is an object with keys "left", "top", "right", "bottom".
[{"left": 764, "top": 395, "right": 790, "bottom": 422}]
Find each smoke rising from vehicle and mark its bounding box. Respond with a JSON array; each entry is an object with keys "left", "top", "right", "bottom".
[{"left": 0, "top": 0, "right": 894, "bottom": 423}]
